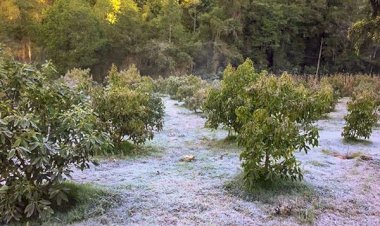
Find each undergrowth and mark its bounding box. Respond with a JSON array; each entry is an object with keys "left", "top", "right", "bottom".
[
  {"left": 10, "top": 182, "right": 120, "bottom": 226},
  {"left": 225, "top": 174, "right": 320, "bottom": 224},
  {"left": 96, "top": 141, "right": 163, "bottom": 160}
]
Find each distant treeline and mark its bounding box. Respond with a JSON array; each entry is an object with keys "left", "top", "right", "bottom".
[{"left": 0, "top": 0, "right": 379, "bottom": 80}]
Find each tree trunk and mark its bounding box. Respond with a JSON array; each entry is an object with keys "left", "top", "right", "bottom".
[
  {"left": 27, "top": 38, "right": 32, "bottom": 63},
  {"left": 193, "top": 9, "right": 197, "bottom": 33},
  {"left": 211, "top": 41, "right": 220, "bottom": 75},
  {"left": 264, "top": 151, "right": 270, "bottom": 176},
  {"left": 316, "top": 37, "right": 324, "bottom": 79},
  {"left": 266, "top": 48, "right": 274, "bottom": 69},
  {"left": 22, "top": 39, "right": 26, "bottom": 63},
  {"left": 369, "top": 46, "right": 378, "bottom": 76},
  {"left": 169, "top": 24, "right": 172, "bottom": 43},
  {"left": 370, "top": 0, "right": 380, "bottom": 18}
]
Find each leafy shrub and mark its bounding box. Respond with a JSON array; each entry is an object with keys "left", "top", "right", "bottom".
[
  {"left": 177, "top": 76, "right": 211, "bottom": 112},
  {"left": 174, "top": 75, "right": 203, "bottom": 100},
  {"left": 154, "top": 76, "right": 167, "bottom": 93},
  {"left": 352, "top": 77, "right": 380, "bottom": 104},
  {"left": 44, "top": 182, "right": 120, "bottom": 224},
  {"left": 311, "top": 78, "right": 337, "bottom": 117},
  {"left": 0, "top": 55, "right": 110, "bottom": 223},
  {"left": 236, "top": 74, "right": 319, "bottom": 187},
  {"left": 155, "top": 75, "right": 211, "bottom": 112},
  {"left": 184, "top": 87, "right": 210, "bottom": 113},
  {"left": 342, "top": 91, "right": 379, "bottom": 140},
  {"left": 203, "top": 59, "right": 260, "bottom": 133},
  {"left": 63, "top": 68, "right": 93, "bottom": 92},
  {"left": 92, "top": 65, "right": 164, "bottom": 146},
  {"left": 163, "top": 76, "right": 186, "bottom": 97},
  {"left": 326, "top": 74, "right": 355, "bottom": 97},
  {"left": 326, "top": 74, "right": 380, "bottom": 98}
]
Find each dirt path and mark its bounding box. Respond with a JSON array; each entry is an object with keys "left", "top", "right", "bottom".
[{"left": 71, "top": 97, "right": 380, "bottom": 226}]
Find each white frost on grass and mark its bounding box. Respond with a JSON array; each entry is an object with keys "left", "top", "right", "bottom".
[{"left": 70, "top": 97, "right": 380, "bottom": 226}]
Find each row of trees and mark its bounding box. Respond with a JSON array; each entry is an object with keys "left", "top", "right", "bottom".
[
  {"left": 202, "top": 59, "right": 335, "bottom": 186},
  {"left": 342, "top": 76, "right": 380, "bottom": 140},
  {"left": 0, "top": 47, "right": 164, "bottom": 223},
  {"left": 0, "top": 0, "right": 379, "bottom": 79},
  {"left": 155, "top": 75, "right": 213, "bottom": 112},
  {"left": 199, "top": 59, "right": 379, "bottom": 188}
]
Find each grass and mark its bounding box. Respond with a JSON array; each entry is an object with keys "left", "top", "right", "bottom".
[
  {"left": 321, "top": 149, "right": 371, "bottom": 160},
  {"left": 321, "top": 149, "right": 334, "bottom": 155},
  {"left": 176, "top": 161, "right": 196, "bottom": 172},
  {"left": 225, "top": 173, "right": 319, "bottom": 224},
  {"left": 224, "top": 174, "right": 315, "bottom": 204},
  {"left": 297, "top": 207, "right": 317, "bottom": 224},
  {"left": 309, "top": 160, "right": 329, "bottom": 167},
  {"left": 47, "top": 182, "right": 120, "bottom": 225},
  {"left": 10, "top": 182, "right": 120, "bottom": 226},
  {"left": 199, "top": 135, "right": 240, "bottom": 151},
  {"left": 94, "top": 141, "right": 163, "bottom": 160},
  {"left": 319, "top": 114, "right": 331, "bottom": 120},
  {"left": 342, "top": 137, "right": 372, "bottom": 145}
]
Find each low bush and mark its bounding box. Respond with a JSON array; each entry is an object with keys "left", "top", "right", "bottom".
[
  {"left": 155, "top": 74, "right": 211, "bottom": 112},
  {"left": 326, "top": 74, "right": 380, "bottom": 98},
  {"left": 154, "top": 76, "right": 167, "bottom": 93},
  {"left": 311, "top": 78, "right": 337, "bottom": 117},
  {"left": 161, "top": 76, "right": 186, "bottom": 97},
  {"left": 43, "top": 182, "right": 120, "bottom": 225},
  {"left": 237, "top": 74, "right": 319, "bottom": 186},
  {"left": 342, "top": 90, "right": 379, "bottom": 140},
  {"left": 92, "top": 65, "right": 164, "bottom": 146},
  {"left": 63, "top": 68, "right": 93, "bottom": 93},
  {"left": 326, "top": 74, "right": 356, "bottom": 97},
  {"left": 203, "top": 59, "right": 260, "bottom": 133},
  {"left": 184, "top": 87, "right": 210, "bottom": 113}
]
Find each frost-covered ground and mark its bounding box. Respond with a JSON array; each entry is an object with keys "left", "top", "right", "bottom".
[{"left": 70, "top": 97, "right": 380, "bottom": 226}]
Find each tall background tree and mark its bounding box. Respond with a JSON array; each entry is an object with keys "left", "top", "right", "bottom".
[
  {"left": 349, "top": 0, "right": 380, "bottom": 75},
  {"left": 0, "top": 0, "right": 49, "bottom": 63},
  {"left": 39, "top": 0, "right": 107, "bottom": 75},
  {"left": 0, "top": 0, "right": 378, "bottom": 79}
]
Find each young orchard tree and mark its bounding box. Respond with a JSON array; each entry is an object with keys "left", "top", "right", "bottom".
[
  {"left": 342, "top": 90, "right": 379, "bottom": 140},
  {"left": 310, "top": 78, "right": 337, "bottom": 117},
  {"left": 203, "top": 59, "right": 260, "bottom": 134},
  {"left": 92, "top": 65, "right": 164, "bottom": 147},
  {"left": 0, "top": 53, "right": 110, "bottom": 223},
  {"left": 236, "top": 74, "right": 319, "bottom": 187}
]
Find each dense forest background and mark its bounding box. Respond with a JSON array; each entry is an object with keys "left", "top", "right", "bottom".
[{"left": 0, "top": 0, "right": 379, "bottom": 81}]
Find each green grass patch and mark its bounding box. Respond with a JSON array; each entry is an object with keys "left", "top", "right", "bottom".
[
  {"left": 176, "top": 162, "right": 196, "bottom": 171},
  {"left": 47, "top": 182, "right": 120, "bottom": 225},
  {"left": 321, "top": 149, "right": 370, "bottom": 160},
  {"left": 225, "top": 174, "right": 315, "bottom": 204},
  {"left": 10, "top": 182, "right": 120, "bottom": 226},
  {"left": 342, "top": 137, "right": 372, "bottom": 145},
  {"left": 199, "top": 135, "right": 239, "bottom": 151},
  {"left": 321, "top": 149, "right": 333, "bottom": 155},
  {"left": 308, "top": 160, "right": 329, "bottom": 167},
  {"left": 319, "top": 114, "right": 330, "bottom": 120},
  {"left": 224, "top": 135, "right": 238, "bottom": 142},
  {"left": 95, "top": 141, "right": 162, "bottom": 160},
  {"left": 225, "top": 173, "right": 319, "bottom": 225}
]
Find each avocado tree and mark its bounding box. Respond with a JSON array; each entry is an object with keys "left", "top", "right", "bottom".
[
  {"left": 342, "top": 90, "right": 379, "bottom": 140},
  {"left": 0, "top": 52, "right": 110, "bottom": 223},
  {"left": 92, "top": 65, "right": 164, "bottom": 146},
  {"left": 236, "top": 74, "right": 319, "bottom": 187},
  {"left": 203, "top": 59, "right": 260, "bottom": 134}
]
